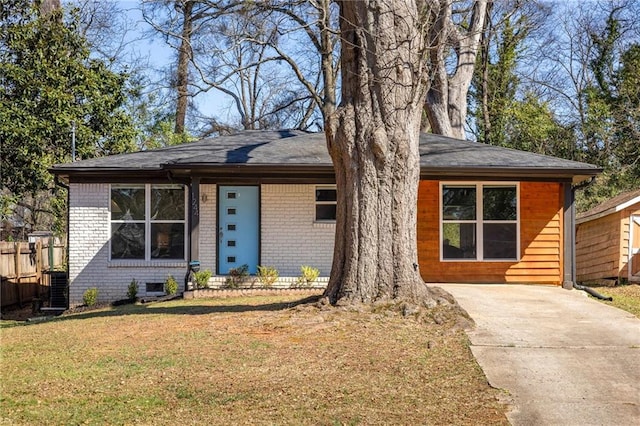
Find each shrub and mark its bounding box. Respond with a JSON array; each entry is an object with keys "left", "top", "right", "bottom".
[
  {"left": 165, "top": 275, "right": 179, "bottom": 295},
  {"left": 194, "top": 269, "right": 212, "bottom": 289},
  {"left": 256, "top": 265, "right": 279, "bottom": 288},
  {"left": 225, "top": 264, "right": 249, "bottom": 288},
  {"left": 127, "top": 279, "right": 138, "bottom": 300},
  {"left": 83, "top": 287, "right": 98, "bottom": 306},
  {"left": 297, "top": 265, "right": 319, "bottom": 287}
]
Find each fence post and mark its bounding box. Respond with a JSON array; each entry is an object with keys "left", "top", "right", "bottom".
[
  {"left": 48, "top": 236, "right": 54, "bottom": 270},
  {"left": 14, "top": 241, "right": 22, "bottom": 307},
  {"left": 36, "top": 240, "right": 43, "bottom": 283}
]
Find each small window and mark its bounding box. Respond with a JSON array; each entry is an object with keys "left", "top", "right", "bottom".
[
  {"left": 227, "top": 224, "right": 236, "bottom": 231},
  {"left": 315, "top": 187, "right": 337, "bottom": 221},
  {"left": 227, "top": 208, "right": 236, "bottom": 215},
  {"left": 227, "top": 256, "right": 236, "bottom": 263},
  {"left": 227, "top": 240, "right": 236, "bottom": 247},
  {"left": 227, "top": 192, "right": 237, "bottom": 199},
  {"left": 146, "top": 282, "right": 164, "bottom": 293}
]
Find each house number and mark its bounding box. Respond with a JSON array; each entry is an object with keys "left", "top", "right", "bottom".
[{"left": 191, "top": 196, "right": 199, "bottom": 217}]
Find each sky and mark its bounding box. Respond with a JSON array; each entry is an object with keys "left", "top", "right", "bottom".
[
  {"left": 125, "top": 3, "right": 229, "bottom": 123},
  {"left": 62, "top": 0, "right": 634, "bottom": 135},
  {"left": 65, "top": 0, "right": 230, "bottom": 126}
]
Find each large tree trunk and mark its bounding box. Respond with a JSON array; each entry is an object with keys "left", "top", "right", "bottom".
[{"left": 323, "top": 0, "right": 435, "bottom": 305}]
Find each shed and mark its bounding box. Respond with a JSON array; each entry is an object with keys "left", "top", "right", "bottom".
[{"left": 576, "top": 188, "right": 640, "bottom": 284}]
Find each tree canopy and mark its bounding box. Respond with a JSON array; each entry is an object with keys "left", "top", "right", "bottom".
[{"left": 3, "top": 0, "right": 640, "bottom": 238}]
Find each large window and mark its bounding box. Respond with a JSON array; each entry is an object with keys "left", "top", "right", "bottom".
[
  {"left": 315, "top": 187, "right": 337, "bottom": 221},
  {"left": 110, "top": 184, "right": 186, "bottom": 260},
  {"left": 441, "top": 183, "right": 518, "bottom": 261}
]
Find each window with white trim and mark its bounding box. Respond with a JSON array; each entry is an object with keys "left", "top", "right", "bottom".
[
  {"left": 315, "top": 186, "right": 337, "bottom": 221},
  {"left": 441, "top": 183, "right": 518, "bottom": 261},
  {"left": 110, "top": 184, "right": 186, "bottom": 260}
]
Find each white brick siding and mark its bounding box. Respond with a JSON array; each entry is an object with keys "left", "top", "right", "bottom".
[
  {"left": 199, "top": 184, "right": 217, "bottom": 273},
  {"left": 260, "top": 184, "right": 334, "bottom": 276},
  {"left": 68, "top": 183, "right": 333, "bottom": 303},
  {"left": 68, "top": 183, "right": 186, "bottom": 305}
]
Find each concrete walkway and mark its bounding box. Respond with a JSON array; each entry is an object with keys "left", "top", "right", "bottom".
[{"left": 444, "top": 284, "right": 640, "bottom": 426}]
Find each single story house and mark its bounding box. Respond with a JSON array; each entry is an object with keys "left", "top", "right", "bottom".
[
  {"left": 576, "top": 188, "right": 640, "bottom": 284},
  {"left": 51, "top": 130, "right": 601, "bottom": 304}
]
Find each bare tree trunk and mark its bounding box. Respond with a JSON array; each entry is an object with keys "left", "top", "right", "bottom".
[
  {"left": 319, "top": 0, "right": 337, "bottom": 119},
  {"left": 425, "top": 0, "right": 488, "bottom": 139},
  {"left": 174, "top": 0, "right": 194, "bottom": 134},
  {"left": 323, "top": 0, "right": 435, "bottom": 305},
  {"left": 479, "top": 17, "right": 491, "bottom": 143},
  {"left": 38, "top": 0, "right": 61, "bottom": 16}
]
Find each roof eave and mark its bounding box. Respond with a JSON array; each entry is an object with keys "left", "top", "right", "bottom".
[
  {"left": 53, "top": 164, "right": 601, "bottom": 184},
  {"left": 420, "top": 167, "right": 601, "bottom": 182},
  {"left": 576, "top": 194, "right": 640, "bottom": 224}
]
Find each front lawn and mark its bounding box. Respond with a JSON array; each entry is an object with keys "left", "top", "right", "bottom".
[
  {"left": 591, "top": 284, "right": 640, "bottom": 318},
  {"left": 0, "top": 295, "right": 507, "bottom": 425}
]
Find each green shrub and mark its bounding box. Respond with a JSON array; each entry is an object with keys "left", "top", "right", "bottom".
[
  {"left": 127, "top": 279, "right": 138, "bottom": 300},
  {"left": 194, "top": 269, "right": 212, "bottom": 289},
  {"left": 256, "top": 265, "right": 279, "bottom": 287},
  {"left": 83, "top": 287, "right": 98, "bottom": 306},
  {"left": 225, "top": 264, "right": 249, "bottom": 288},
  {"left": 297, "top": 265, "right": 319, "bottom": 287},
  {"left": 165, "top": 275, "right": 179, "bottom": 295}
]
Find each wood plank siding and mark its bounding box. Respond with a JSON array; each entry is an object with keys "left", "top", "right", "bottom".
[
  {"left": 577, "top": 203, "right": 640, "bottom": 282},
  {"left": 576, "top": 211, "right": 623, "bottom": 282},
  {"left": 417, "top": 181, "right": 564, "bottom": 284}
]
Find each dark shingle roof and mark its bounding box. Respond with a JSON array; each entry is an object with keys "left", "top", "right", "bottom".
[
  {"left": 51, "top": 130, "right": 600, "bottom": 182},
  {"left": 55, "top": 130, "right": 317, "bottom": 171},
  {"left": 170, "top": 131, "right": 329, "bottom": 166},
  {"left": 419, "top": 134, "right": 589, "bottom": 169}
]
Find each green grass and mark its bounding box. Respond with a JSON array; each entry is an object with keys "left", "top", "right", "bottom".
[
  {"left": 592, "top": 284, "right": 640, "bottom": 318},
  {"left": 0, "top": 295, "right": 507, "bottom": 425}
]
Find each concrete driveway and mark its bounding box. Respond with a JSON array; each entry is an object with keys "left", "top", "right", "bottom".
[{"left": 444, "top": 284, "right": 640, "bottom": 426}]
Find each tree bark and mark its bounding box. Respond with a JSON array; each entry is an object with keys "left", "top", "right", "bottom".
[
  {"left": 174, "top": 0, "right": 194, "bottom": 135},
  {"left": 479, "top": 17, "right": 491, "bottom": 143},
  {"left": 425, "top": 0, "right": 488, "bottom": 139},
  {"left": 38, "top": 0, "right": 61, "bottom": 16},
  {"left": 323, "top": 0, "right": 434, "bottom": 305}
]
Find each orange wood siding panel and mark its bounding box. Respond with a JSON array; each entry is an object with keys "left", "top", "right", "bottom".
[
  {"left": 575, "top": 211, "right": 622, "bottom": 281},
  {"left": 417, "top": 181, "right": 563, "bottom": 284}
]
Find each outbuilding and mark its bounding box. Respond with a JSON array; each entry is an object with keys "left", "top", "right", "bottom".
[
  {"left": 576, "top": 188, "right": 640, "bottom": 284},
  {"left": 51, "top": 130, "right": 601, "bottom": 304}
]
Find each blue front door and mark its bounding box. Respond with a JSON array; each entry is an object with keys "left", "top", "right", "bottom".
[{"left": 218, "top": 186, "right": 259, "bottom": 274}]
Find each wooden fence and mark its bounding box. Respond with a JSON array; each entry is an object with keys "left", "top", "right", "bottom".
[{"left": 1, "top": 239, "right": 66, "bottom": 308}]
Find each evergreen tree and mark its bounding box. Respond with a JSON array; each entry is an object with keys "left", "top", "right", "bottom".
[
  {"left": 0, "top": 0, "right": 137, "bottom": 232},
  {"left": 0, "top": 0, "right": 137, "bottom": 198}
]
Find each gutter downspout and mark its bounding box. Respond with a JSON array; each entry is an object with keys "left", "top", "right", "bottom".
[
  {"left": 573, "top": 283, "right": 613, "bottom": 301},
  {"left": 185, "top": 177, "right": 200, "bottom": 291},
  {"left": 563, "top": 176, "right": 596, "bottom": 289}
]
